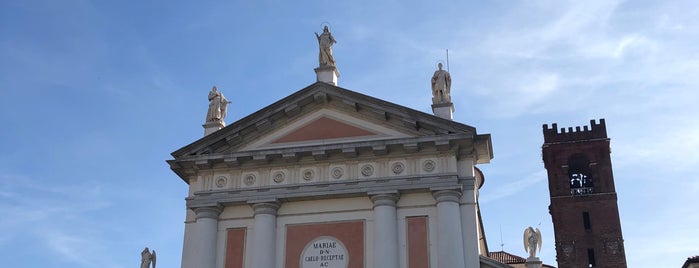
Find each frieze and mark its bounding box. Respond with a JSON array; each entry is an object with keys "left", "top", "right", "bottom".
[{"left": 195, "top": 156, "right": 453, "bottom": 192}]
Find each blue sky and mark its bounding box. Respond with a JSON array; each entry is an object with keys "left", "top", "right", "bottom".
[{"left": 1, "top": 0, "right": 697, "bottom": 267}]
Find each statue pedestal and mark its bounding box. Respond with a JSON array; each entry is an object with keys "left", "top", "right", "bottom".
[
  {"left": 315, "top": 66, "right": 340, "bottom": 86},
  {"left": 431, "top": 102, "right": 454, "bottom": 120},
  {"left": 525, "top": 257, "right": 542, "bottom": 268},
  {"left": 203, "top": 121, "right": 225, "bottom": 136}
]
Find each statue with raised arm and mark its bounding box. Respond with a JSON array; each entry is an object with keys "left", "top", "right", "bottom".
[
  {"left": 315, "top": 25, "right": 337, "bottom": 67},
  {"left": 205, "top": 86, "right": 230, "bottom": 124},
  {"left": 140, "top": 247, "right": 156, "bottom": 268},
  {"left": 523, "top": 227, "right": 542, "bottom": 259},
  {"left": 431, "top": 63, "right": 451, "bottom": 104}
]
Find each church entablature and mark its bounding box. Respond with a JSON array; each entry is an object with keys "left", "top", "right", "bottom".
[
  {"left": 187, "top": 153, "right": 463, "bottom": 193},
  {"left": 181, "top": 152, "right": 481, "bottom": 208}
]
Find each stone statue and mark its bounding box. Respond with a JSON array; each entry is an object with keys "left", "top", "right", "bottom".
[
  {"left": 315, "top": 25, "right": 337, "bottom": 67},
  {"left": 523, "top": 227, "right": 542, "bottom": 259},
  {"left": 141, "top": 247, "right": 156, "bottom": 268},
  {"left": 205, "top": 86, "right": 230, "bottom": 123},
  {"left": 431, "top": 63, "right": 451, "bottom": 104}
]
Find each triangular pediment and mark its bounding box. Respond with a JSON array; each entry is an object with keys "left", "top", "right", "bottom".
[
  {"left": 272, "top": 116, "right": 376, "bottom": 143},
  {"left": 240, "top": 108, "right": 413, "bottom": 151},
  {"left": 171, "top": 82, "right": 486, "bottom": 158}
]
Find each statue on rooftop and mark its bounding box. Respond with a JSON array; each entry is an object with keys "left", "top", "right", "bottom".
[
  {"left": 523, "top": 226, "right": 542, "bottom": 260},
  {"left": 431, "top": 62, "right": 451, "bottom": 104},
  {"left": 205, "top": 86, "right": 230, "bottom": 124},
  {"left": 140, "top": 247, "right": 156, "bottom": 268},
  {"left": 315, "top": 25, "right": 337, "bottom": 67}
]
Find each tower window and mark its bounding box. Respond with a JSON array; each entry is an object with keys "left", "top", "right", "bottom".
[
  {"left": 587, "top": 248, "right": 596, "bottom": 267},
  {"left": 568, "top": 154, "right": 594, "bottom": 195},
  {"left": 583, "top": 212, "right": 591, "bottom": 230}
]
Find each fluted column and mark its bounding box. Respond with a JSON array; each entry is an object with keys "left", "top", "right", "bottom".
[
  {"left": 250, "top": 201, "right": 280, "bottom": 268},
  {"left": 369, "top": 192, "right": 400, "bottom": 268},
  {"left": 433, "top": 189, "right": 465, "bottom": 268},
  {"left": 182, "top": 205, "right": 222, "bottom": 268}
]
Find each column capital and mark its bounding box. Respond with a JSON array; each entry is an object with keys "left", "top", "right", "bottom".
[
  {"left": 193, "top": 205, "right": 223, "bottom": 220},
  {"left": 432, "top": 189, "right": 463, "bottom": 203},
  {"left": 250, "top": 201, "right": 280, "bottom": 216},
  {"left": 369, "top": 192, "right": 400, "bottom": 208}
]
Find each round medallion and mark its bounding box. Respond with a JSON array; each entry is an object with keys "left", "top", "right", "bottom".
[
  {"left": 391, "top": 162, "right": 405, "bottom": 175},
  {"left": 300, "top": 236, "right": 349, "bottom": 268},
  {"left": 244, "top": 174, "right": 256, "bottom": 186},
  {"left": 423, "top": 160, "right": 436, "bottom": 172},
  {"left": 361, "top": 164, "right": 374, "bottom": 177},
  {"left": 331, "top": 167, "right": 343, "bottom": 179},
  {"left": 215, "top": 176, "right": 227, "bottom": 188},
  {"left": 273, "top": 172, "right": 285, "bottom": 183},
  {"left": 302, "top": 169, "right": 314, "bottom": 181}
]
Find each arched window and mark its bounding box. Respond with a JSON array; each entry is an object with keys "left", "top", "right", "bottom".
[{"left": 568, "top": 154, "right": 593, "bottom": 195}]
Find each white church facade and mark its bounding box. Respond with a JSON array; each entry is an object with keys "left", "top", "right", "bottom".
[{"left": 168, "top": 27, "right": 522, "bottom": 268}]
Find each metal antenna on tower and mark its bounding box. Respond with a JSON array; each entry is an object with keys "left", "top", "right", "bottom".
[
  {"left": 499, "top": 225, "right": 504, "bottom": 251},
  {"left": 446, "top": 49, "right": 450, "bottom": 72}
]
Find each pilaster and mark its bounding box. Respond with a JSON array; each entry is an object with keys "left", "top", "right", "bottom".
[
  {"left": 432, "top": 189, "right": 465, "bottom": 268},
  {"left": 249, "top": 201, "right": 280, "bottom": 268},
  {"left": 182, "top": 205, "right": 222, "bottom": 268},
  {"left": 460, "top": 178, "right": 481, "bottom": 267},
  {"left": 369, "top": 192, "right": 400, "bottom": 268}
]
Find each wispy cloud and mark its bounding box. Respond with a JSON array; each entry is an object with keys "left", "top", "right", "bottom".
[
  {"left": 480, "top": 170, "right": 548, "bottom": 203},
  {"left": 0, "top": 174, "right": 119, "bottom": 267}
]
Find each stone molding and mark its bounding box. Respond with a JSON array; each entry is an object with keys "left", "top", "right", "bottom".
[
  {"left": 187, "top": 174, "right": 460, "bottom": 208},
  {"left": 369, "top": 191, "right": 400, "bottom": 208},
  {"left": 432, "top": 189, "right": 463, "bottom": 203},
  {"left": 250, "top": 201, "right": 281, "bottom": 216},
  {"left": 192, "top": 155, "right": 459, "bottom": 193},
  {"left": 169, "top": 133, "right": 490, "bottom": 173},
  {"left": 193, "top": 205, "right": 223, "bottom": 220}
]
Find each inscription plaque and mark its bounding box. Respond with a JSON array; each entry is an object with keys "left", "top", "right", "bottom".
[{"left": 300, "top": 236, "right": 349, "bottom": 268}]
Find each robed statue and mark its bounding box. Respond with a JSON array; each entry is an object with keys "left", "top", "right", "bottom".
[
  {"left": 141, "top": 247, "right": 156, "bottom": 268},
  {"left": 205, "top": 86, "right": 230, "bottom": 124},
  {"left": 431, "top": 63, "right": 451, "bottom": 104},
  {"left": 315, "top": 26, "right": 337, "bottom": 67},
  {"left": 523, "top": 227, "right": 542, "bottom": 259}
]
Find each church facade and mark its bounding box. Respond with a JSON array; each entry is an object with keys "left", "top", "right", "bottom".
[
  {"left": 169, "top": 81, "right": 503, "bottom": 268},
  {"left": 167, "top": 27, "right": 540, "bottom": 268}
]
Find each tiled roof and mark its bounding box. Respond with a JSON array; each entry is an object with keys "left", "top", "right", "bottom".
[{"left": 489, "top": 251, "right": 527, "bottom": 264}]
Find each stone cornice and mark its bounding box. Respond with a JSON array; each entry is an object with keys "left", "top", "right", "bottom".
[
  {"left": 169, "top": 133, "right": 492, "bottom": 182},
  {"left": 171, "top": 82, "right": 480, "bottom": 157},
  {"left": 173, "top": 133, "right": 472, "bottom": 163}
]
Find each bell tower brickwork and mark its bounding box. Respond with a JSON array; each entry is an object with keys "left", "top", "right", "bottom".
[{"left": 542, "top": 119, "right": 627, "bottom": 268}]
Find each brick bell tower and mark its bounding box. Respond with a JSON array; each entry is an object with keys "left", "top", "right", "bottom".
[{"left": 542, "top": 119, "right": 627, "bottom": 268}]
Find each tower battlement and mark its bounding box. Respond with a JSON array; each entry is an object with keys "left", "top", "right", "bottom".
[{"left": 543, "top": 119, "right": 607, "bottom": 143}]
